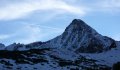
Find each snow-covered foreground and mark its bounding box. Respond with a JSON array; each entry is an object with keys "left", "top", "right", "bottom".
[
  {"left": 80, "top": 42, "right": 120, "bottom": 67},
  {"left": 0, "top": 47, "right": 116, "bottom": 70}
]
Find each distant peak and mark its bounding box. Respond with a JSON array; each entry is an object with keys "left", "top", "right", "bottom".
[
  {"left": 67, "top": 19, "right": 89, "bottom": 30},
  {"left": 70, "top": 19, "right": 87, "bottom": 27},
  {"left": 64, "top": 19, "right": 99, "bottom": 36},
  {"left": 72, "top": 19, "right": 84, "bottom": 23}
]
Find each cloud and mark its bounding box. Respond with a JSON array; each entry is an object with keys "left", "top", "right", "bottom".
[
  {"left": 0, "top": 24, "right": 42, "bottom": 45},
  {"left": 20, "top": 24, "right": 63, "bottom": 43},
  {"left": 91, "top": 0, "right": 120, "bottom": 13},
  {"left": 0, "top": 34, "right": 12, "bottom": 40},
  {"left": 4, "top": 23, "right": 64, "bottom": 44},
  {"left": 0, "top": 0, "right": 87, "bottom": 20},
  {"left": 100, "top": 0, "right": 120, "bottom": 8},
  {"left": 0, "top": 0, "right": 119, "bottom": 21},
  {"left": 15, "top": 24, "right": 42, "bottom": 44}
]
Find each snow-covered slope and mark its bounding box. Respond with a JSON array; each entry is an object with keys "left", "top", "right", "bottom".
[
  {"left": 80, "top": 41, "right": 120, "bottom": 66},
  {"left": 0, "top": 48, "right": 112, "bottom": 70}
]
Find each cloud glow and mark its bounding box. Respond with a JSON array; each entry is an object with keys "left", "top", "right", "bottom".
[{"left": 0, "top": 0, "right": 86, "bottom": 20}]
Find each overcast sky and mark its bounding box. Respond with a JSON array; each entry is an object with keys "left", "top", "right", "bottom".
[{"left": 0, "top": 0, "right": 120, "bottom": 45}]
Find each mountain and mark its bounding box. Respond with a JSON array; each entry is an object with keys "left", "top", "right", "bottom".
[
  {"left": 0, "top": 43, "right": 5, "bottom": 50},
  {"left": 4, "top": 41, "right": 43, "bottom": 51},
  {"left": 0, "top": 19, "right": 120, "bottom": 70},
  {"left": 4, "top": 19, "right": 117, "bottom": 52},
  {"left": 41, "top": 19, "right": 116, "bottom": 53}
]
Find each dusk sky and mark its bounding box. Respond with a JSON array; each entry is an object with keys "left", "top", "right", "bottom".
[{"left": 0, "top": 0, "right": 120, "bottom": 45}]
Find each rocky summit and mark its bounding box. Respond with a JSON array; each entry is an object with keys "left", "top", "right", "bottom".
[{"left": 44, "top": 19, "right": 116, "bottom": 53}]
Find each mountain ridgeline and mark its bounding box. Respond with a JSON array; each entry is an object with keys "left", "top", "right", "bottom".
[
  {"left": 1, "top": 19, "right": 117, "bottom": 53},
  {"left": 0, "top": 19, "right": 120, "bottom": 70},
  {"left": 41, "top": 19, "right": 117, "bottom": 53}
]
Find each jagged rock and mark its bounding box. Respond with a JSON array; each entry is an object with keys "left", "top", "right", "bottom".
[
  {"left": 5, "top": 41, "right": 43, "bottom": 51},
  {"left": 5, "top": 43, "right": 25, "bottom": 51}
]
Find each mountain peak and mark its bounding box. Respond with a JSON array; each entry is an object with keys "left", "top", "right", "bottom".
[
  {"left": 65, "top": 19, "right": 97, "bottom": 35},
  {"left": 72, "top": 19, "right": 84, "bottom": 24},
  {"left": 46, "top": 19, "right": 116, "bottom": 53},
  {"left": 70, "top": 19, "right": 86, "bottom": 27}
]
